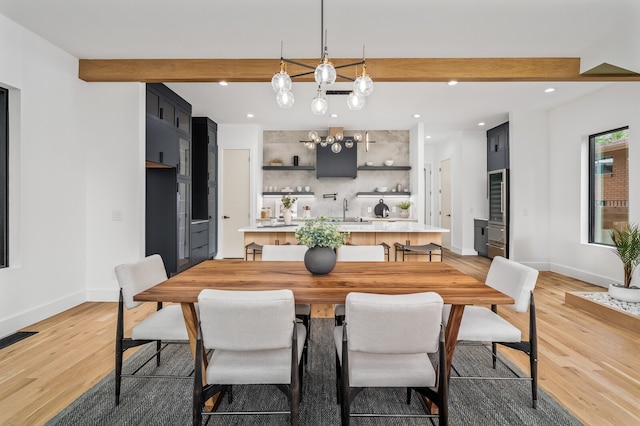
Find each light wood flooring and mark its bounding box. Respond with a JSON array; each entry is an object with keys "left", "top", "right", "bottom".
[{"left": 0, "top": 252, "right": 638, "bottom": 425}]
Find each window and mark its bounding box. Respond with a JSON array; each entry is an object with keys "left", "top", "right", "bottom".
[
  {"left": 589, "top": 127, "right": 629, "bottom": 245},
  {"left": 0, "top": 87, "right": 7, "bottom": 267}
]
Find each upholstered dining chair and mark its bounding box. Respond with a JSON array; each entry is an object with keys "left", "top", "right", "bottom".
[
  {"left": 261, "top": 244, "right": 311, "bottom": 360},
  {"left": 443, "top": 255, "right": 539, "bottom": 408},
  {"left": 334, "top": 244, "right": 386, "bottom": 325},
  {"left": 334, "top": 292, "right": 448, "bottom": 425},
  {"left": 114, "top": 254, "right": 190, "bottom": 405},
  {"left": 193, "top": 289, "right": 306, "bottom": 425}
]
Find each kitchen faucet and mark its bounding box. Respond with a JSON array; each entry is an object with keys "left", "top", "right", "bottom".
[{"left": 343, "top": 198, "right": 348, "bottom": 221}]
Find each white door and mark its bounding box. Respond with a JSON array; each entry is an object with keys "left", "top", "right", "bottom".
[
  {"left": 423, "top": 164, "right": 432, "bottom": 225},
  {"left": 440, "top": 159, "right": 451, "bottom": 249},
  {"left": 221, "top": 149, "right": 250, "bottom": 258}
]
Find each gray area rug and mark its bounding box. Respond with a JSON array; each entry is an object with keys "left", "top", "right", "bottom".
[{"left": 47, "top": 319, "right": 582, "bottom": 425}]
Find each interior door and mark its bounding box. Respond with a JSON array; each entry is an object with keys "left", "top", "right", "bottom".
[
  {"left": 221, "top": 149, "right": 250, "bottom": 258},
  {"left": 423, "top": 164, "right": 432, "bottom": 225},
  {"left": 440, "top": 159, "right": 451, "bottom": 249}
]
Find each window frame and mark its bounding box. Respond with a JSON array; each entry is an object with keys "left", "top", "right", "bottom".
[
  {"left": 588, "top": 125, "right": 629, "bottom": 245},
  {"left": 0, "top": 86, "right": 7, "bottom": 267}
]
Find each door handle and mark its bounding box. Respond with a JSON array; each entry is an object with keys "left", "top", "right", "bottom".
[
  {"left": 446, "top": 214, "right": 451, "bottom": 217},
  {"left": 223, "top": 215, "right": 230, "bottom": 219}
]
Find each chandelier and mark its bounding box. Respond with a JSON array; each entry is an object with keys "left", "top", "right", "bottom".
[
  {"left": 303, "top": 129, "right": 371, "bottom": 154},
  {"left": 270, "top": 0, "right": 374, "bottom": 114}
]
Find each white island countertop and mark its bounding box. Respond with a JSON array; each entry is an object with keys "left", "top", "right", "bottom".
[{"left": 239, "top": 222, "right": 449, "bottom": 233}]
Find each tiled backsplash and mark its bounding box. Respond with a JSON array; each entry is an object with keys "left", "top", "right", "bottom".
[{"left": 262, "top": 130, "right": 413, "bottom": 219}]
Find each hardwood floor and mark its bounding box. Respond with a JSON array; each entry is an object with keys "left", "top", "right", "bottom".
[{"left": 1, "top": 252, "right": 638, "bottom": 425}]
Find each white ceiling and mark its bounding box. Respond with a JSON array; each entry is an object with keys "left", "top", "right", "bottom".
[{"left": 1, "top": 0, "right": 637, "bottom": 141}]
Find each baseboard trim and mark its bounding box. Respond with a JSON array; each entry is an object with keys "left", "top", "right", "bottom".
[
  {"left": 0, "top": 291, "right": 85, "bottom": 339},
  {"left": 550, "top": 263, "right": 609, "bottom": 289}
]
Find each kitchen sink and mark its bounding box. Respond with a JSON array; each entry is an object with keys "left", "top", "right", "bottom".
[{"left": 328, "top": 217, "right": 371, "bottom": 224}]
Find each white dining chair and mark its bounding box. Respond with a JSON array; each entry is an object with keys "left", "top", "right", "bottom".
[
  {"left": 193, "top": 289, "right": 306, "bottom": 425},
  {"left": 334, "top": 292, "right": 448, "bottom": 425},
  {"left": 443, "top": 255, "right": 539, "bottom": 408},
  {"left": 261, "top": 244, "right": 311, "bottom": 361},
  {"left": 114, "top": 254, "right": 189, "bottom": 405},
  {"left": 334, "top": 244, "right": 386, "bottom": 325}
]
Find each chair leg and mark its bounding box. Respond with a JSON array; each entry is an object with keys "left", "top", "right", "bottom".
[
  {"left": 406, "top": 388, "right": 411, "bottom": 404},
  {"left": 115, "top": 338, "right": 123, "bottom": 406},
  {"left": 492, "top": 342, "right": 497, "bottom": 369},
  {"left": 335, "top": 353, "right": 341, "bottom": 404},
  {"left": 156, "top": 340, "right": 162, "bottom": 366}
]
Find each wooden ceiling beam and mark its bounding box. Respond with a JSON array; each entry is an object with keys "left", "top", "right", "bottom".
[{"left": 78, "top": 57, "right": 640, "bottom": 83}]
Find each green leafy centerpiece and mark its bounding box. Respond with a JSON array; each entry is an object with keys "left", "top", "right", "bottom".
[{"left": 295, "top": 216, "right": 348, "bottom": 275}]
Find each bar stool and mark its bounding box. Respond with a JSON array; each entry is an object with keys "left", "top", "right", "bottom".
[
  {"left": 394, "top": 240, "right": 443, "bottom": 261},
  {"left": 244, "top": 242, "right": 263, "bottom": 260},
  {"left": 245, "top": 240, "right": 289, "bottom": 260}
]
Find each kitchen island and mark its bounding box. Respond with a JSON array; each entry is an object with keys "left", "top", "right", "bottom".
[{"left": 239, "top": 221, "right": 449, "bottom": 262}]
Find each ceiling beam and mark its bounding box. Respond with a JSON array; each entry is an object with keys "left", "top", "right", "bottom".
[{"left": 78, "top": 57, "right": 640, "bottom": 83}]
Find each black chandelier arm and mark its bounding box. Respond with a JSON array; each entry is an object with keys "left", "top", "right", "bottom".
[
  {"left": 282, "top": 58, "right": 367, "bottom": 82},
  {"left": 282, "top": 58, "right": 316, "bottom": 71}
]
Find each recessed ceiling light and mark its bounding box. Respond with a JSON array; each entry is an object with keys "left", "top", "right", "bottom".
[
  {"left": 330, "top": 113, "right": 338, "bottom": 118},
  {"left": 544, "top": 87, "right": 556, "bottom": 93},
  {"left": 477, "top": 122, "right": 486, "bottom": 126},
  {"left": 219, "top": 81, "right": 228, "bottom": 86},
  {"left": 425, "top": 135, "right": 432, "bottom": 139},
  {"left": 447, "top": 80, "right": 458, "bottom": 86},
  {"left": 413, "top": 114, "right": 421, "bottom": 118},
  {"left": 246, "top": 113, "right": 254, "bottom": 118}
]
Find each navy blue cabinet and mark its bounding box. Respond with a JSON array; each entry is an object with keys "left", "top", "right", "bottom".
[
  {"left": 145, "top": 84, "right": 192, "bottom": 275},
  {"left": 192, "top": 117, "right": 218, "bottom": 260},
  {"left": 487, "top": 122, "right": 509, "bottom": 171}
]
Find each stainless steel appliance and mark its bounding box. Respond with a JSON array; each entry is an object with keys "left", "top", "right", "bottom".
[{"left": 487, "top": 169, "right": 509, "bottom": 258}]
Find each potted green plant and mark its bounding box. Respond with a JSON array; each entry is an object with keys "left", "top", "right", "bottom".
[
  {"left": 397, "top": 200, "right": 412, "bottom": 218},
  {"left": 608, "top": 222, "right": 640, "bottom": 302},
  {"left": 295, "top": 216, "right": 348, "bottom": 275},
  {"left": 281, "top": 194, "right": 297, "bottom": 225}
]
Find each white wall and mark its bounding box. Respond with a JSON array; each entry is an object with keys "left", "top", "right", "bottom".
[
  {"left": 84, "top": 83, "right": 146, "bottom": 300},
  {"left": 427, "top": 130, "right": 486, "bottom": 255},
  {"left": 0, "top": 15, "right": 146, "bottom": 337},
  {"left": 509, "top": 110, "right": 550, "bottom": 268},
  {"left": 0, "top": 15, "right": 87, "bottom": 337},
  {"left": 547, "top": 83, "right": 640, "bottom": 287}
]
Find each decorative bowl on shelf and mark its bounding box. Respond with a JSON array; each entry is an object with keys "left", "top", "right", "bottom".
[
  {"left": 376, "top": 187, "right": 387, "bottom": 192},
  {"left": 383, "top": 160, "right": 394, "bottom": 166},
  {"left": 365, "top": 161, "right": 373, "bottom": 166}
]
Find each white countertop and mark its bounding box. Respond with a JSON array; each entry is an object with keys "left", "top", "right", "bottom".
[{"left": 239, "top": 222, "right": 449, "bottom": 233}]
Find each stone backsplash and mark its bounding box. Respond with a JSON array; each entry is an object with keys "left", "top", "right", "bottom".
[{"left": 262, "top": 130, "right": 413, "bottom": 219}]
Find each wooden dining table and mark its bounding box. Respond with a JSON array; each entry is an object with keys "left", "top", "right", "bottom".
[{"left": 134, "top": 259, "right": 514, "bottom": 379}]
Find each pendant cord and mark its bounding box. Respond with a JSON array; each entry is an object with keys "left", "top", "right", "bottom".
[{"left": 320, "top": 0, "right": 324, "bottom": 58}]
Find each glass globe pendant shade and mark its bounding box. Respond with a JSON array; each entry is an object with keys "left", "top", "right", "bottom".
[
  {"left": 314, "top": 61, "right": 337, "bottom": 86},
  {"left": 326, "top": 135, "right": 334, "bottom": 144},
  {"left": 345, "top": 139, "right": 354, "bottom": 148},
  {"left": 335, "top": 132, "right": 344, "bottom": 141},
  {"left": 331, "top": 142, "right": 342, "bottom": 153},
  {"left": 311, "top": 95, "right": 328, "bottom": 115},
  {"left": 353, "top": 74, "right": 374, "bottom": 97},
  {"left": 271, "top": 70, "right": 292, "bottom": 93},
  {"left": 347, "top": 92, "right": 365, "bottom": 110},
  {"left": 305, "top": 141, "right": 315, "bottom": 150},
  {"left": 353, "top": 133, "right": 363, "bottom": 142},
  {"left": 276, "top": 89, "right": 295, "bottom": 108},
  {"left": 320, "top": 139, "right": 328, "bottom": 147},
  {"left": 308, "top": 131, "right": 319, "bottom": 142}
]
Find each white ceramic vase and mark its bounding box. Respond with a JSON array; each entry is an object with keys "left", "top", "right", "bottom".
[
  {"left": 608, "top": 284, "right": 640, "bottom": 302},
  {"left": 283, "top": 208, "right": 292, "bottom": 225},
  {"left": 400, "top": 209, "right": 409, "bottom": 219}
]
